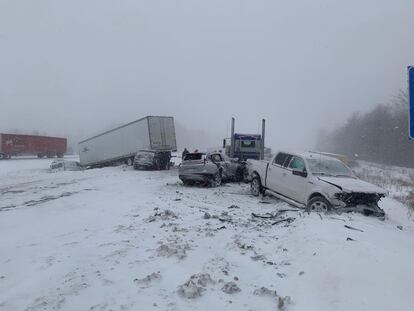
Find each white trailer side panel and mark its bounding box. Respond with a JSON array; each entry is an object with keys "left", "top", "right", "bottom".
[
  {"left": 148, "top": 116, "right": 177, "bottom": 151},
  {"left": 79, "top": 119, "right": 150, "bottom": 166}
]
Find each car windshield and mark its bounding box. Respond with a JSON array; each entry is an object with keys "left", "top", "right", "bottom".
[{"left": 307, "top": 158, "right": 353, "bottom": 177}]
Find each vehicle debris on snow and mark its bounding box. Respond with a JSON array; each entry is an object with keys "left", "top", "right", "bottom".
[{"left": 344, "top": 224, "right": 364, "bottom": 232}]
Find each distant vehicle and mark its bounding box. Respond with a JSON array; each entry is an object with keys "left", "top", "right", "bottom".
[
  {"left": 222, "top": 118, "right": 265, "bottom": 160},
  {"left": 78, "top": 116, "right": 177, "bottom": 168},
  {"left": 0, "top": 133, "right": 67, "bottom": 159},
  {"left": 247, "top": 151, "right": 386, "bottom": 218},
  {"left": 133, "top": 150, "right": 172, "bottom": 170},
  {"left": 50, "top": 159, "right": 83, "bottom": 171},
  {"left": 179, "top": 152, "right": 245, "bottom": 187}
]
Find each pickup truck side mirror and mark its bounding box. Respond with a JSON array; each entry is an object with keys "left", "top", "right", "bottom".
[{"left": 292, "top": 169, "right": 307, "bottom": 178}]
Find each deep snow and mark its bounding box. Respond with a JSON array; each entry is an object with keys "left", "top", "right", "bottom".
[{"left": 1, "top": 157, "right": 414, "bottom": 311}]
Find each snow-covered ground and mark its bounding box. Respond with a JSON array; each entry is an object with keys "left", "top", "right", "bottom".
[{"left": 1, "top": 157, "right": 414, "bottom": 311}]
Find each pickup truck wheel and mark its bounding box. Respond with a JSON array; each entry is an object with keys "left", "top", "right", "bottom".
[
  {"left": 251, "top": 176, "right": 262, "bottom": 196},
  {"left": 307, "top": 196, "right": 331, "bottom": 213}
]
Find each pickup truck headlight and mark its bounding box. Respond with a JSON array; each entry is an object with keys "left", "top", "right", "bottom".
[{"left": 334, "top": 193, "right": 346, "bottom": 200}]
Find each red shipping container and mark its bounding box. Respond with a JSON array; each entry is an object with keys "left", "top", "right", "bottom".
[{"left": 0, "top": 133, "right": 67, "bottom": 159}]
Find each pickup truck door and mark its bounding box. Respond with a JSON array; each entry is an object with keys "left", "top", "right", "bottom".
[
  {"left": 266, "top": 153, "right": 292, "bottom": 196},
  {"left": 282, "top": 156, "right": 309, "bottom": 204}
]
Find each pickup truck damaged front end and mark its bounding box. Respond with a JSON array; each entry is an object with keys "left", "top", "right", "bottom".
[
  {"left": 328, "top": 191, "right": 386, "bottom": 218},
  {"left": 317, "top": 177, "right": 387, "bottom": 218}
]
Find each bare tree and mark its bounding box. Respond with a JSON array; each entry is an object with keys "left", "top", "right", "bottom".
[{"left": 317, "top": 91, "right": 414, "bottom": 167}]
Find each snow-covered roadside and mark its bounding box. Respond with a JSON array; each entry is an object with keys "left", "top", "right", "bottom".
[{"left": 1, "top": 158, "right": 414, "bottom": 311}]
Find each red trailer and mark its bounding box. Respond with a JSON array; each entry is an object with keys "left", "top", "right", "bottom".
[{"left": 0, "top": 133, "right": 67, "bottom": 159}]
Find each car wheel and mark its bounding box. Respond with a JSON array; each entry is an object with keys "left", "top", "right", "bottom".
[
  {"left": 182, "top": 180, "right": 193, "bottom": 186},
  {"left": 251, "top": 175, "right": 262, "bottom": 196},
  {"left": 210, "top": 172, "right": 222, "bottom": 187},
  {"left": 307, "top": 196, "right": 331, "bottom": 213},
  {"left": 126, "top": 158, "right": 133, "bottom": 166}
]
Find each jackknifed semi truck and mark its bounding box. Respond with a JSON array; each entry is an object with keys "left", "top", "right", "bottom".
[
  {"left": 78, "top": 116, "right": 177, "bottom": 168},
  {"left": 0, "top": 133, "right": 67, "bottom": 159}
]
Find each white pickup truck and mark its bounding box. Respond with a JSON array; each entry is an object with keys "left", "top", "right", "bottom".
[{"left": 247, "top": 151, "right": 387, "bottom": 217}]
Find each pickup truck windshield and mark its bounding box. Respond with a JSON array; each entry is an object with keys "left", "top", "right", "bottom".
[{"left": 307, "top": 158, "right": 353, "bottom": 177}]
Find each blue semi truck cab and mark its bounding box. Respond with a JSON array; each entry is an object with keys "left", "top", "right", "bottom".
[
  {"left": 223, "top": 134, "right": 263, "bottom": 160},
  {"left": 222, "top": 118, "right": 266, "bottom": 161}
]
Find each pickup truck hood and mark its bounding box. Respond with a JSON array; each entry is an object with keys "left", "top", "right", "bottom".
[{"left": 318, "top": 176, "right": 386, "bottom": 194}]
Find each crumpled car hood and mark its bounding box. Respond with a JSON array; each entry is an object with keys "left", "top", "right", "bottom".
[{"left": 318, "top": 176, "right": 387, "bottom": 195}]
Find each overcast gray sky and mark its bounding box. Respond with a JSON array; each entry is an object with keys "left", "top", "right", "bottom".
[{"left": 1, "top": 0, "right": 413, "bottom": 150}]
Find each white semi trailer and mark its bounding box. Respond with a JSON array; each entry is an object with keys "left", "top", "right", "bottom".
[{"left": 78, "top": 116, "right": 177, "bottom": 168}]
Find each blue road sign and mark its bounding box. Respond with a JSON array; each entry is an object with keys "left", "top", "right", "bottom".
[{"left": 409, "top": 66, "right": 414, "bottom": 139}]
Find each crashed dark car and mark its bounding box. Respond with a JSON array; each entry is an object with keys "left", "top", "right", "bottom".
[
  {"left": 133, "top": 150, "right": 172, "bottom": 170},
  {"left": 179, "top": 152, "right": 246, "bottom": 187}
]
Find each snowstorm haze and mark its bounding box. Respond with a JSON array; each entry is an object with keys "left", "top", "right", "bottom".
[{"left": 1, "top": 0, "right": 413, "bottom": 151}]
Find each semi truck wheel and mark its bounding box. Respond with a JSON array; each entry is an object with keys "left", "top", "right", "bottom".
[{"left": 126, "top": 158, "right": 133, "bottom": 166}]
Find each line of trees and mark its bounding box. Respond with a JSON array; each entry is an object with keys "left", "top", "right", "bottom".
[{"left": 317, "top": 91, "right": 414, "bottom": 168}]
